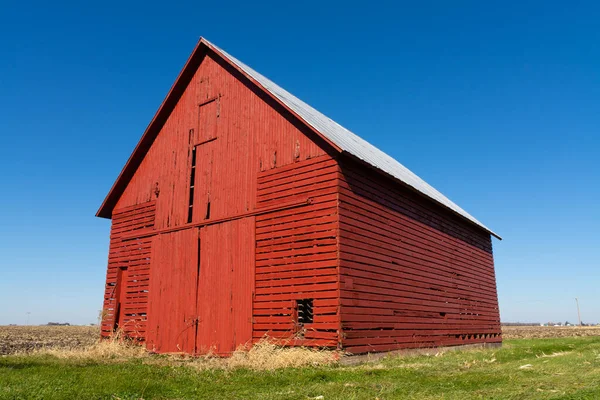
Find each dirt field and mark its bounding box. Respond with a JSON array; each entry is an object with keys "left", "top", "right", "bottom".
[
  {"left": 501, "top": 325, "right": 600, "bottom": 339},
  {"left": 0, "top": 325, "right": 98, "bottom": 355},
  {"left": 1, "top": 325, "right": 600, "bottom": 355}
]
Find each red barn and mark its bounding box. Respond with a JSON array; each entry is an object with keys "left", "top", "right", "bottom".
[{"left": 97, "top": 38, "right": 502, "bottom": 355}]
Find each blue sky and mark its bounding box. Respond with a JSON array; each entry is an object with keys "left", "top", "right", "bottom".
[{"left": 1, "top": 1, "right": 598, "bottom": 325}]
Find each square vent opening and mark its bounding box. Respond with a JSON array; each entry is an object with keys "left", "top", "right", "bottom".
[{"left": 296, "top": 299, "right": 314, "bottom": 325}]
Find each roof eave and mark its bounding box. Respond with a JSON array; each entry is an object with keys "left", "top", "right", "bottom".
[{"left": 341, "top": 151, "right": 502, "bottom": 240}]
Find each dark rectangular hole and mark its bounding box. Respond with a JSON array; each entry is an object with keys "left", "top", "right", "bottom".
[
  {"left": 205, "top": 200, "right": 211, "bottom": 220},
  {"left": 296, "top": 299, "right": 314, "bottom": 325},
  {"left": 187, "top": 147, "right": 197, "bottom": 223}
]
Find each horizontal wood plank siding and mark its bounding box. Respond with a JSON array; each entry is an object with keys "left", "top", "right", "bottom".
[
  {"left": 254, "top": 155, "right": 341, "bottom": 347},
  {"left": 101, "top": 201, "right": 156, "bottom": 340},
  {"left": 338, "top": 158, "right": 501, "bottom": 353}
]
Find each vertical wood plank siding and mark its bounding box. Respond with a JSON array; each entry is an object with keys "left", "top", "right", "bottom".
[
  {"left": 101, "top": 201, "right": 155, "bottom": 339},
  {"left": 254, "top": 155, "right": 341, "bottom": 347},
  {"left": 146, "top": 229, "right": 198, "bottom": 353},
  {"left": 196, "top": 218, "right": 255, "bottom": 354},
  {"left": 146, "top": 220, "right": 254, "bottom": 355},
  {"left": 338, "top": 158, "right": 501, "bottom": 353}
]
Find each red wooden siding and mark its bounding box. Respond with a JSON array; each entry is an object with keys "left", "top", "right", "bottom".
[
  {"left": 254, "top": 155, "right": 341, "bottom": 347},
  {"left": 196, "top": 218, "right": 255, "bottom": 354},
  {"left": 145, "top": 229, "right": 198, "bottom": 353},
  {"left": 99, "top": 44, "right": 501, "bottom": 355},
  {"left": 101, "top": 201, "right": 155, "bottom": 339},
  {"left": 338, "top": 158, "right": 501, "bottom": 353},
  {"left": 145, "top": 219, "right": 255, "bottom": 355}
]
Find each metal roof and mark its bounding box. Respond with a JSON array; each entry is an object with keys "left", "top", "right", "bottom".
[{"left": 204, "top": 39, "right": 500, "bottom": 240}]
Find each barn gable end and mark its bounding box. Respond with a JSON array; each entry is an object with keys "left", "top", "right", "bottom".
[
  {"left": 113, "top": 53, "right": 332, "bottom": 223},
  {"left": 100, "top": 48, "right": 342, "bottom": 353},
  {"left": 98, "top": 38, "right": 501, "bottom": 355}
]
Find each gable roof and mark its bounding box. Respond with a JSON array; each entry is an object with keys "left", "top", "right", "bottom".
[{"left": 97, "top": 37, "right": 501, "bottom": 240}]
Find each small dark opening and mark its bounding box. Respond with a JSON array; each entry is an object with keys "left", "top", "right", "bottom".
[
  {"left": 439, "top": 312, "right": 446, "bottom": 317},
  {"left": 296, "top": 299, "right": 314, "bottom": 325},
  {"left": 205, "top": 200, "right": 211, "bottom": 220},
  {"left": 187, "top": 147, "right": 197, "bottom": 223}
]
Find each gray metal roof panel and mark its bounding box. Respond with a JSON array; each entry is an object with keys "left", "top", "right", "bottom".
[{"left": 205, "top": 39, "right": 500, "bottom": 240}]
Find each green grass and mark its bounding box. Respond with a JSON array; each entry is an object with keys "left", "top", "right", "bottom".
[{"left": 1, "top": 337, "right": 600, "bottom": 399}]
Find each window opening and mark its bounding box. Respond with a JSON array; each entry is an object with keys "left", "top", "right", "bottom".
[
  {"left": 187, "top": 146, "right": 197, "bottom": 223},
  {"left": 296, "top": 299, "right": 314, "bottom": 325}
]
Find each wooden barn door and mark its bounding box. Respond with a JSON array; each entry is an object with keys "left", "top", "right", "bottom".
[
  {"left": 146, "top": 229, "right": 199, "bottom": 353},
  {"left": 195, "top": 217, "right": 255, "bottom": 355}
]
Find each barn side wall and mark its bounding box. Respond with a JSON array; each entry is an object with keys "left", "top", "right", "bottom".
[
  {"left": 101, "top": 51, "right": 340, "bottom": 348},
  {"left": 254, "top": 155, "right": 341, "bottom": 347},
  {"left": 338, "top": 157, "right": 501, "bottom": 354}
]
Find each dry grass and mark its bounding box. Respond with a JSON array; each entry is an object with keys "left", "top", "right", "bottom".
[
  {"left": 29, "top": 331, "right": 147, "bottom": 360},
  {"left": 192, "top": 339, "right": 339, "bottom": 370},
  {"left": 1, "top": 326, "right": 338, "bottom": 370},
  {"left": 536, "top": 351, "right": 571, "bottom": 358},
  {"left": 4, "top": 325, "right": 599, "bottom": 372},
  {"left": 502, "top": 325, "right": 600, "bottom": 339},
  {"left": 143, "top": 339, "right": 339, "bottom": 370}
]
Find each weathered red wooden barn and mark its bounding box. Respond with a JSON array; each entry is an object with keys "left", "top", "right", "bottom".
[{"left": 97, "top": 38, "right": 502, "bottom": 355}]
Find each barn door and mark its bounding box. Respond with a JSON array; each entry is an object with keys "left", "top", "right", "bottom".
[
  {"left": 146, "top": 229, "right": 199, "bottom": 353},
  {"left": 195, "top": 217, "right": 255, "bottom": 355}
]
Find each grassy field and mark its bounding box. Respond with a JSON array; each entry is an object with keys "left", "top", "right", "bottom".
[{"left": 1, "top": 327, "right": 599, "bottom": 399}]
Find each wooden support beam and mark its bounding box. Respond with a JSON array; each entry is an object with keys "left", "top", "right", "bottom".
[{"left": 120, "top": 197, "right": 313, "bottom": 241}]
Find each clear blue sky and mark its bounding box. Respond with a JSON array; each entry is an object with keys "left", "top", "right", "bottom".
[{"left": 1, "top": 1, "right": 598, "bottom": 326}]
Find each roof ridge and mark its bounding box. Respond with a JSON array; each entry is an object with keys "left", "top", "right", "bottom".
[{"left": 202, "top": 38, "right": 500, "bottom": 239}]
